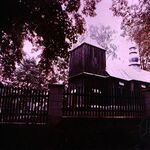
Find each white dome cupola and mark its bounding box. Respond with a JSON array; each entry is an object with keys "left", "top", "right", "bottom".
[{"left": 129, "top": 46, "right": 141, "bottom": 69}]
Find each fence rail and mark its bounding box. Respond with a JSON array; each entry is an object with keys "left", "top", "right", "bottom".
[
  {"left": 63, "top": 87, "right": 145, "bottom": 118},
  {"left": 0, "top": 87, "right": 49, "bottom": 124}
]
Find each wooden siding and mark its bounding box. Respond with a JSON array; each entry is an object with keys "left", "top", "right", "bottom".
[
  {"left": 69, "top": 45, "right": 84, "bottom": 77},
  {"left": 84, "top": 44, "right": 106, "bottom": 75},
  {"left": 130, "top": 80, "right": 150, "bottom": 91},
  {"left": 142, "top": 89, "right": 150, "bottom": 116},
  {"left": 69, "top": 43, "right": 106, "bottom": 78},
  {"left": 69, "top": 74, "right": 108, "bottom": 90}
]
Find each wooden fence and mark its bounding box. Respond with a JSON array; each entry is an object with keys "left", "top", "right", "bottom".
[
  {"left": 0, "top": 85, "right": 146, "bottom": 124},
  {"left": 0, "top": 87, "right": 49, "bottom": 124},
  {"left": 63, "top": 87, "right": 145, "bottom": 118}
]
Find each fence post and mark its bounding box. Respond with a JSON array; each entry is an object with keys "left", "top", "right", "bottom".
[
  {"left": 48, "top": 84, "right": 64, "bottom": 126},
  {"left": 142, "top": 89, "right": 150, "bottom": 117},
  {"left": 139, "top": 89, "right": 150, "bottom": 144}
]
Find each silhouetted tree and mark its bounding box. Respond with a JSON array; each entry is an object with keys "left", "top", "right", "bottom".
[
  {"left": 9, "top": 58, "right": 47, "bottom": 88},
  {"left": 8, "top": 57, "right": 68, "bottom": 89},
  {"left": 0, "top": 0, "right": 101, "bottom": 77}
]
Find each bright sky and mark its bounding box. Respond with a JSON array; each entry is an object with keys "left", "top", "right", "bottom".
[
  {"left": 84, "top": 0, "right": 136, "bottom": 65},
  {"left": 23, "top": 40, "right": 42, "bottom": 62}
]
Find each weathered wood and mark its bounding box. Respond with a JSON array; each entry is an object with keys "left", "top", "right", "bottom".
[
  {"left": 0, "top": 84, "right": 146, "bottom": 125},
  {"left": 142, "top": 89, "right": 150, "bottom": 116},
  {"left": 69, "top": 43, "right": 107, "bottom": 78},
  {"left": 63, "top": 86, "right": 145, "bottom": 119},
  {"left": 0, "top": 86, "right": 49, "bottom": 124}
]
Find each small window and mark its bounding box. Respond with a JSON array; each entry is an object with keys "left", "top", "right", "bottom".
[
  {"left": 119, "top": 81, "right": 124, "bottom": 86},
  {"left": 71, "top": 89, "right": 77, "bottom": 93},
  {"left": 141, "top": 84, "right": 146, "bottom": 88},
  {"left": 129, "top": 57, "right": 139, "bottom": 62},
  {"left": 92, "top": 88, "right": 101, "bottom": 94}
]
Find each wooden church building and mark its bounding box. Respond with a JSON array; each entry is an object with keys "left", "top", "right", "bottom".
[
  {"left": 68, "top": 42, "right": 150, "bottom": 92},
  {"left": 67, "top": 42, "right": 150, "bottom": 118}
]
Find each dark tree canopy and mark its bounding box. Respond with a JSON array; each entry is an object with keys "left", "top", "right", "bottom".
[
  {"left": 1, "top": 57, "right": 68, "bottom": 88},
  {"left": 111, "top": 0, "right": 150, "bottom": 70},
  {"left": 11, "top": 58, "right": 48, "bottom": 89},
  {"left": 0, "top": 0, "right": 101, "bottom": 77}
]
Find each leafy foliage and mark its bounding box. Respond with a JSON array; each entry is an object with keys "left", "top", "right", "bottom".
[
  {"left": 8, "top": 58, "right": 68, "bottom": 89},
  {"left": 78, "top": 24, "right": 117, "bottom": 59},
  {"left": 111, "top": 0, "right": 150, "bottom": 70},
  {"left": 0, "top": 0, "right": 101, "bottom": 77},
  {"left": 89, "top": 24, "right": 117, "bottom": 59},
  {"left": 8, "top": 58, "right": 48, "bottom": 89}
]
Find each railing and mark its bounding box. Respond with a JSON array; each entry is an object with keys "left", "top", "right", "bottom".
[
  {"left": 0, "top": 87, "right": 49, "bottom": 124},
  {"left": 63, "top": 87, "right": 145, "bottom": 118}
]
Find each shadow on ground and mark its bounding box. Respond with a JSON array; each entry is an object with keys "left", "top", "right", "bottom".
[{"left": 0, "top": 119, "right": 150, "bottom": 150}]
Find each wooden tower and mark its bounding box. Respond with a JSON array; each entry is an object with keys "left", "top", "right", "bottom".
[{"left": 69, "top": 43, "right": 108, "bottom": 89}]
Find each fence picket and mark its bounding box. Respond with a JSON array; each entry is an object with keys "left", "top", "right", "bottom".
[
  {"left": 0, "top": 86, "right": 49, "bottom": 124},
  {"left": 0, "top": 85, "right": 146, "bottom": 124},
  {"left": 62, "top": 87, "right": 145, "bottom": 119}
]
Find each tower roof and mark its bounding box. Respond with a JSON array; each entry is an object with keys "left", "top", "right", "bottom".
[{"left": 71, "top": 32, "right": 105, "bottom": 51}]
